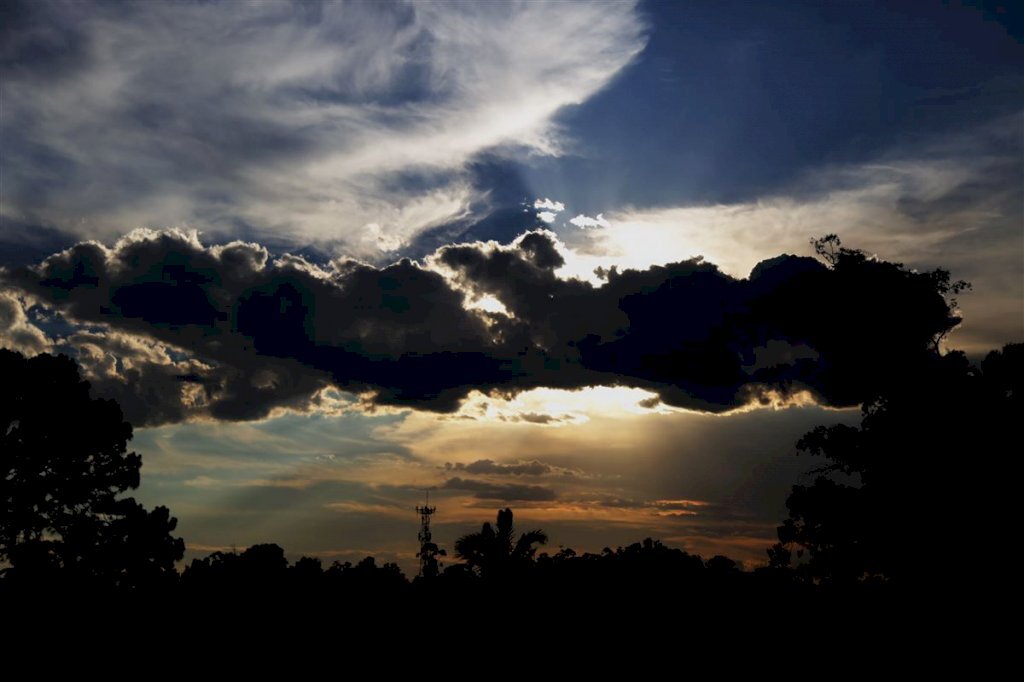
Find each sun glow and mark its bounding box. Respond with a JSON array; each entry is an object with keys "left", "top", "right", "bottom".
[{"left": 452, "top": 385, "right": 673, "bottom": 425}]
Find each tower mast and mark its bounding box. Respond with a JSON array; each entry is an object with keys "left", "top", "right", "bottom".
[{"left": 415, "top": 491, "right": 443, "bottom": 578}]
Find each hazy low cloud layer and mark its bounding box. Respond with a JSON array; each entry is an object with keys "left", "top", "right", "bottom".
[
  {"left": 444, "top": 459, "right": 580, "bottom": 477},
  {"left": 441, "top": 476, "right": 557, "bottom": 502},
  {"left": 0, "top": 0, "right": 645, "bottom": 256},
  {"left": 2, "top": 226, "right": 958, "bottom": 425}
]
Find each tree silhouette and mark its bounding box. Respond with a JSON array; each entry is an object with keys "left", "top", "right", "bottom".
[
  {"left": 775, "top": 344, "right": 1021, "bottom": 585},
  {"left": 0, "top": 349, "right": 184, "bottom": 589},
  {"left": 771, "top": 239, "right": 1018, "bottom": 587},
  {"left": 809, "top": 234, "right": 970, "bottom": 354},
  {"left": 454, "top": 507, "right": 547, "bottom": 578}
]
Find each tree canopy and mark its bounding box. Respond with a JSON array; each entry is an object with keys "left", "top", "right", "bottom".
[
  {"left": 1, "top": 349, "right": 184, "bottom": 589},
  {"left": 770, "top": 239, "right": 1019, "bottom": 586}
]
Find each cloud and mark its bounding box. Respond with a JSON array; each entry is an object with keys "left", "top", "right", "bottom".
[
  {"left": 556, "top": 116, "right": 1022, "bottom": 353},
  {"left": 0, "top": 290, "right": 51, "bottom": 355},
  {"left": 442, "top": 477, "right": 557, "bottom": 502},
  {"left": 583, "top": 496, "right": 710, "bottom": 517},
  {"left": 0, "top": 0, "right": 646, "bottom": 258},
  {"left": 534, "top": 197, "right": 566, "bottom": 225},
  {"left": 62, "top": 329, "right": 222, "bottom": 427},
  {"left": 509, "top": 412, "right": 573, "bottom": 425},
  {"left": 2, "top": 224, "right": 960, "bottom": 425},
  {"left": 533, "top": 198, "right": 566, "bottom": 212},
  {"left": 444, "top": 459, "right": 580, "bottom": 477},
  {"left": 2, "top": 228, "right": 503, "bottom": 421},
  {"left": 569, "top": 213, "right": 610, "bottom": 229}
]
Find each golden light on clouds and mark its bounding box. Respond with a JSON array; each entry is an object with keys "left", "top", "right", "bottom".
[{"left": 450, "top": 385, "right": 675, "bottom": 425}]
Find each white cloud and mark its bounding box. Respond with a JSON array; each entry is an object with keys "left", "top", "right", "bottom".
[
  {"left": 534, "top": 198, "right": 566, "bottom": 212},
  {"left": 535, "top": 198, "right": 566, "bottom": 224},
  {"left": 1, "top": 1, "right": 646, "bottom": 258},
  {"left": 569, "top": 213, "right": 609, "bottom": 229}
]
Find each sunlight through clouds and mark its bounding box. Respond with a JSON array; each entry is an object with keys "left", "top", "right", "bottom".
[
  {"left": 552, "top": 119, "right": 1021, "bottom": 353},
  {"left": 3, "top": 0, "right": 1018, "bottom": 582}
]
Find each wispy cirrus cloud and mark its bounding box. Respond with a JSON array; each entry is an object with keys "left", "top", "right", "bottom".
[{"left": 1, "top": 0, "right": 646, "bottom": 257}]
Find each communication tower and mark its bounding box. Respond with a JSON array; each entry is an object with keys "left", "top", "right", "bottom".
[{"left": 415, "top": 491, "right": 444, "bottom": 578}]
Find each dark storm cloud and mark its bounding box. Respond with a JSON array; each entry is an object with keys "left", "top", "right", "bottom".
[
  {"left": 2, "top": 227, "right": 959, "bottom": 425},
  {"left": 2, "top": 230, "right": 510, "bottom": 422}
]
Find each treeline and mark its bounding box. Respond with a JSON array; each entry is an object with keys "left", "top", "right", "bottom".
[
  {"left": 110, "top": 534, "right": 840, "bottom": 611},
  {"left": 179, "top": 527, "right": 756, "bottom": 597}
]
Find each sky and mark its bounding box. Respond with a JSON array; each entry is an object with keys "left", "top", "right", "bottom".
[{"left": 1, "top": 0, "right": 1021, "bottom": 571}]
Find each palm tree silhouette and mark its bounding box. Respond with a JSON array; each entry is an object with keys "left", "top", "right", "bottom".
[{"left": 454, "top": 508, "right": 547, "bottom": 578}]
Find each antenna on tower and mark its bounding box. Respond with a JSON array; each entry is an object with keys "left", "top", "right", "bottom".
[{"left": 415, "top": 489, "right": 445, "bottom": 578}]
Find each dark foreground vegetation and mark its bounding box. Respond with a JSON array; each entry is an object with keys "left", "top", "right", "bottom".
[{"left": 2, "top": 237, "right": 1020, "bottom": 626}]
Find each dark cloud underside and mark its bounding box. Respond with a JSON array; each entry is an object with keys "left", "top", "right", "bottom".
[{"left": 2, "top": 229, "right": 958, "bottom": 425}]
